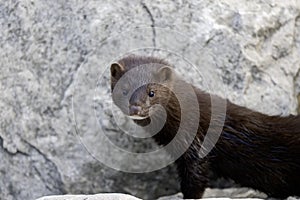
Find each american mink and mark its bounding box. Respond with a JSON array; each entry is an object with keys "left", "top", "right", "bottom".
[{"left": 110, "top": 55, "right": 300, "bottom": 199}]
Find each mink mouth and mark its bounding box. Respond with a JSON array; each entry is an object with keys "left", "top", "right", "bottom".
[
  {"left": 128, "top": 106, "right": 151, "bottom": 120},
  {"left": 128, "top": 115, "right": 149, "bottom": 120}
]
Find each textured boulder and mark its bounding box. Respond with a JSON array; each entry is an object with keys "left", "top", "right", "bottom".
[
  {"left": 37, "top": 193, "right": 142, "bottom": 200},
  {"left": 157, "top": 188, "right": 268, "bottom": 200},
  {"left": 0, "top": 0, "right": 299, "bottom": 200},
  {"left": 35, "top": 188, "right": 271, "bottom": 200}
]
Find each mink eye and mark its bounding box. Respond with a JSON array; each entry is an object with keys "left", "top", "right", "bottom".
[{"left": 148, "top": 91, "right": 155, "bottom": 97}]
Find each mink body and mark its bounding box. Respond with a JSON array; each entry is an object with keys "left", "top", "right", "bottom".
[{"left": 110, "top": 55, "right": 300, "bottom": 199}]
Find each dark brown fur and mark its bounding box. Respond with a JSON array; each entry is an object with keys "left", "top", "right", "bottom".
[{"left": 110, "top": 55, "right": 300, "bottom": 199}]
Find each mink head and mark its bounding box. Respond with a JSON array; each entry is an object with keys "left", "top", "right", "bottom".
[{"left": 110, "top": 56, "right": 175, "bottom": 121}]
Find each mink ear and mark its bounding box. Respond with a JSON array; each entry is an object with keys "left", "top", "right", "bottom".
[
  {"left": 156, "top": 66, "right": 173, "bottom": 82},
  {"left": 110, "top": 62, "right": 125, "bottom": 79}
]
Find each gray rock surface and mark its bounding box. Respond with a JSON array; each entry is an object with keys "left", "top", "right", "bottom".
[
  {"left": 34, "top": 188, "right": 275, "bottom": 200},
  {"left": 157, "top": 188, "right": 268, "bottom": 200},
  {"left": 35, "top": 188, "right": 267, "bottom": 200},
  {"left": 0, "top": 0, "right": 300, "bottom": 200},
  {"left": 37, "top": 193, "right": 142, "bottom": 200}
]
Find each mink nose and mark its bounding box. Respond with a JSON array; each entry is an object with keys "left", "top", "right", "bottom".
[{"left": 129, "top": 105, "right": 142, "bottom": 115}]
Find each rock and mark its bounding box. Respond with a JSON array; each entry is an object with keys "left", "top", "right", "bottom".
[
  {"left": 203, "top": 188, "right": 267, "bottom": 199},
  {"left": 157, "top": 192, "right": 183, "bottom": 200},
  {"left": 157, "top": 188, "right": 267, "bottom": 199},
  {"left": 288, "top": 197, "right": 300, "bottom": 200},
  {"left": 36, "top": 193, "right": 142, "bottom": 200},
  {"left": 0, "top": 0, "right": 299, "bottom": 200},
  {"left": 35, "top": 188, "right": 270, "bottom": 200}
]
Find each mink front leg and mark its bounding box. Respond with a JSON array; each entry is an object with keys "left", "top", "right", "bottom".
[{"left": 176, "top": 152, "right": 209, "bottom": 199}]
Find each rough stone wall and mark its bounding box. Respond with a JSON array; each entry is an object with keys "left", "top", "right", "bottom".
[{"left": 0, "top": 0, "right": 299, "bottom": 200}]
